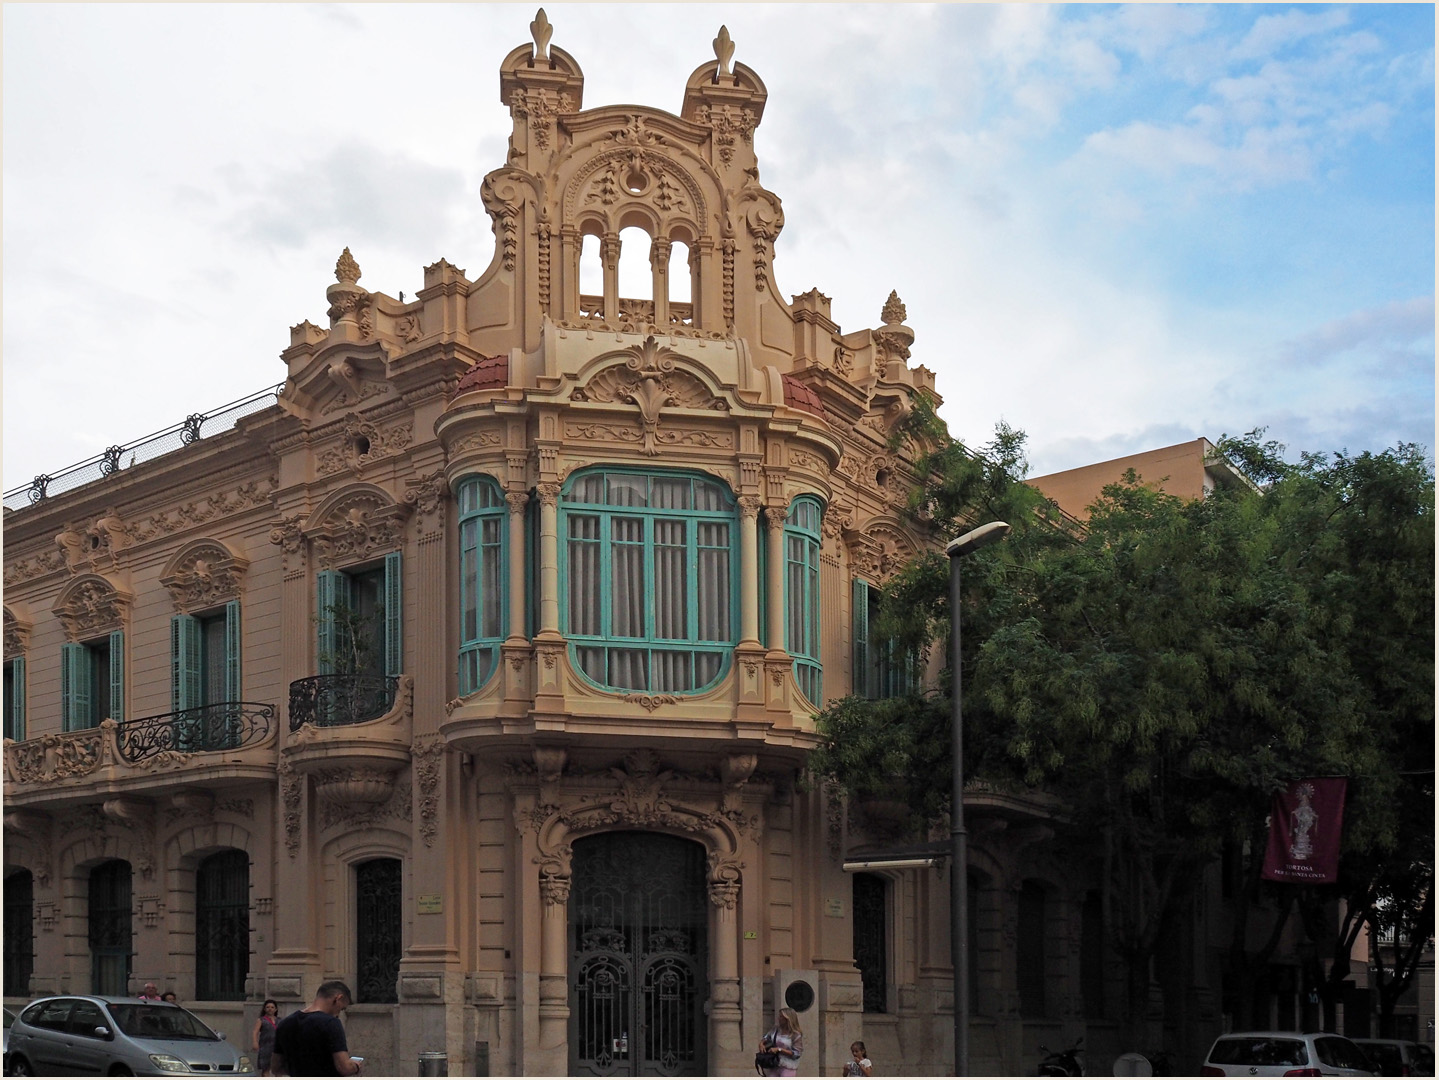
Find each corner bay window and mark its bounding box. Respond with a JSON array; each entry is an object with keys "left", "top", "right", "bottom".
[
  {"left": 785, "top": 497, "right": 822, "bottom": 706},
  {"left": 458, "top": 477, "right": 506, "bottom": 693},
  {"left": 563, "top": 470, "right": 737, "bottom": 693}
]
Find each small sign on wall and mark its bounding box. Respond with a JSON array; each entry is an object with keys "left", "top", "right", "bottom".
[
  {"left": 418, "top": 893, "right": 443, "bottom": 914},
  {"left": 744, "top": 931, "right": 758, "bottom": 940},
  {"left": 824, "top": 898, "right": 844, "bottom": 918}
]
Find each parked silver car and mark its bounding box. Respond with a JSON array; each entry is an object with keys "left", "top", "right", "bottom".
[
  {"left": 1203, "top": 1031, "right": 1379, "bottom": 1076},
  {"left": 6, "top": 996, "right": 254, "bottom": 1076}
]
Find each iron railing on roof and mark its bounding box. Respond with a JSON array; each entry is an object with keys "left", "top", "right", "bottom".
[{"left": 3, "top": 385, "right": 283, "bottom": 512}]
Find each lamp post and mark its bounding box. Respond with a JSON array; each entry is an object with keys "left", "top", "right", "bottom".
[{"left": 946, "top": 520, "right": 1010, "bottom": 1077}]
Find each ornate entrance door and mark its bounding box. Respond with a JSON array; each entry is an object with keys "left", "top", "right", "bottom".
[{"left": 569, "top": 832, "right": 708, "bottom": 1076}]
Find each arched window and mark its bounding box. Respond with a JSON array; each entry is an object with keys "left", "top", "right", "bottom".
[
  {"left": 356, "top": 858, "right": 401, "bottom": 1004},
  {"left": 785, "top": 497, "right": 823, "bottom": 706},
  {"left": 196, "top": 850, "right": 249, "bottom": 1000},
  {"left": 616, "top": 225, "right": 652, "bottom": 302},
  {"left": 458, "top": 476, "right": 507, "bottom": 694},
  {"left": 563, "top": 469, "right": 737, "bottom": 693},
  {"left": 4, "top": 869, "right": 33, "bottom": 997},
  {"left": 668, "top": 240, "right": 692, "bottom": 306},
  {"left": 89, "top": 860, "right": 132, "bottom": 996},
  {"left": 579, "top": 233, "right": 604, "bottom": 302}
]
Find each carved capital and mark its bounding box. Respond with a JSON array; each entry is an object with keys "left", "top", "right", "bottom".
[
  {"left": 506, "top": 491, "right": 530, "bottom": 516},
  {"left": 737, "top": 495, "right": 762, "bottom": 520}
]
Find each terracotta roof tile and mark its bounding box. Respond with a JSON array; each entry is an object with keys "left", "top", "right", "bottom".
[
  {"left": 781, "top": 374, "right": 825, "bottom": 418},
  {"left": 453, "top": 354, "right": 509, "bottom": 396}
]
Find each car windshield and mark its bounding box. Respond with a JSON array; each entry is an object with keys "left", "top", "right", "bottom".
[
  {"left": 1209, "top": 1038, "right": 1308, "bottom": 1067},
  {"left": 106, "top": 1004, "right": 219, "bottom": 1041}
]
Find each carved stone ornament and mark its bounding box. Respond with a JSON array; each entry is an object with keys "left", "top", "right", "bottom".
[
  {"left": 127, "top": 481, "right": 274, "bottom": 545},
  {"left": 413, "top": 737, "right": 447, "bottom": 848},
  {"left": 621, "top": 693, "right": 678, "bottom": 712},
  {"left": 279, "top": 759, "right": 303, "bottom": 858},
  {"left": 160, "top": 541, "right": 249, "bottom": 614},
  {"left": 869, "top": 522, "right": 919, "bottom": 581},
  {"left": 303, "top": 488, "right": 413, "bottom": 570},
  {"left": 316, "top": 413, "right": 413, "bottom": 477},
  {"left": 571, "top": 337, "right": 728, "bottom": 455},
  {"left": 52, "top": 576, "right": 131, "bottom": 642},
  {"left": 403, "top": 469, "right": 448, "bottom": 532},
  {"left": 318, "top": 777, "right": 412, "bottom": 832},
  {"left": 335, "top": 248, "right": 362, "bottom": 285},
  {"left": 3, "top": 608, "right": 31, "bottom": 660}
]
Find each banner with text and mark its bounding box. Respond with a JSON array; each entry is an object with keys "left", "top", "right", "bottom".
[{"left": 1261, "top": 778, "right": 1347, "bottom": 884}]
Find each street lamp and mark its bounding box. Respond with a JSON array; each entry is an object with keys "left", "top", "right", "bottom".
[{"left": 946, "top": 520, "right": 1010, "bottom": 1077}]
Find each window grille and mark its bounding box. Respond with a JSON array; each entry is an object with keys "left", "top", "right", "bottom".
[
  {"left": 89, "top": 860, "right": 132, "bottom": 996},
  {"left": 356, "top": 858, "right": 402, "bottom": 1003},
  {"left": 195, "top": 850, "right": 249, "bottom": 1000}
]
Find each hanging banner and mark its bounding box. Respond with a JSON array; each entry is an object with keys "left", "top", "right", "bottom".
[{"left": 1261, "top": 778, "right": 1347, "bottom": 883}]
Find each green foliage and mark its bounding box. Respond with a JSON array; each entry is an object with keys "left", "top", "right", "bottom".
[
  {"left": 320, "top": 600, "right": 384, "bottom": 677},
  {"left": 811, "top": 410, "right": 1434, "bottom": 1025}
]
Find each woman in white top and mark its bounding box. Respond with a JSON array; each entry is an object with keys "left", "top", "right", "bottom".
[{"left": 759, "top": 1007, "right": 804, "bottom": 1077}]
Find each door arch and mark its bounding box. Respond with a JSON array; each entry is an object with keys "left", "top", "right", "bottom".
[{"left": 568, "top": 831, "right": 708, "bottom": 1076}]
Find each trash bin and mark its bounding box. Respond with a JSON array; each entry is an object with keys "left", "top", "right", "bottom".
[{"left": 418, "top": 1050, "right": 449, "bottom": 1076}]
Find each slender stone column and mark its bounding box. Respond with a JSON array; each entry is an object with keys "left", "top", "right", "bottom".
[
  {"left": 601, "top": 234, "right": 619, "bottom": 323},
  {"left": 708, "top": 872, "right": 744, "bottom": 1073},
  {"left": 651, "top": 237, "right": 672, "bottom": 327},
  {"left": 506, "top": 492, "right": 529, "bottom": 641},
  {"left": 738, "top": 497, "right": 762, "bottom": 647},
  {"left": 538, "top": 868, "right": 572, "bottom": 1075},
  {"left": 764, "top": 508, "right": 786, "bottom": 652},
  {"left": 537, "top": 483, "right": 561, "bottom": 634}
]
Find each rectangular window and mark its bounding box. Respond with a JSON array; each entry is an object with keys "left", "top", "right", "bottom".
[
  {"left": 3, "top": 657, "right": 25, "bottom": 741},
  {"left": 317, "top": 559, "right": 401, "bottom": 679},
  {"left": 172, "top": 602, "right": 242, "bottom": 750},
  {"left": 853, "top": 580, "right": 918, "bottom": 699},
  {"left": 62, "top": 633, "right": 124, "bottom": 730},
  {"left": 852, "top": 873, "right": 888, "bottom": 1013}
]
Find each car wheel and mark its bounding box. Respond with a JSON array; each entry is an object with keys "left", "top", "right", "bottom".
[
  {"left": 107, "top": 1067, "right": 133, "bottom": 1077},
  {"left": 6, "top": 1056, "right": 34, "bottom": 1077}
]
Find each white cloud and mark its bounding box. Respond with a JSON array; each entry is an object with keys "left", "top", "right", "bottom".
[{"left": 1232, "top": 7, "right": 1352, "bottom": 62}]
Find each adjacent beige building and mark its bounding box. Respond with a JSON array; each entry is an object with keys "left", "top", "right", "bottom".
[
  {"left": 5, "top": 16, "right": 1243, "bottom": 1076},
  {"left": 1028, "top": 437, "right": 1258, "bottom": 520}
]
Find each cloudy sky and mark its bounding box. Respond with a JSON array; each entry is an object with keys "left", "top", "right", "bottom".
[{"left": 3, "top": 3, "right": 1433, "bottom": 493}]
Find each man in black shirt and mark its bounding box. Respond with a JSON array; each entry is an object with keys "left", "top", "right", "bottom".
[{"left": 272, "top": 981, "right": 362, "bottom": 1077}]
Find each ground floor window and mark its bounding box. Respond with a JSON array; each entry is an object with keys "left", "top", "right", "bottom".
[
  {"left": 852, "top": 873, "right": 887, "bottom": 1013},
  {"left": 356, "top": 858, "right": 401, "bottom": 1003},
  {"left": 196, "top": 850, "right": 249, "bottom": 1000},
  {"left": 89, "top": 860, "right": 132, "bottom": 996},
  {"left": 1017, "top": 880, "right": 1047, "bottom": 1018},
  {"left": 4, "top": 869, "right": 33, "bottom": 996}
]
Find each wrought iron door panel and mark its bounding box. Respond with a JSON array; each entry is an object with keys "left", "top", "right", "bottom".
[{"left": 570, "top": 833, "right": 707, "bottom": 1076}]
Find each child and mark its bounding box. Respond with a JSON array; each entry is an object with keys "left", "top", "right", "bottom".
[{"left": 841, "top": 1041, "right": 873, "bottom": 1076}]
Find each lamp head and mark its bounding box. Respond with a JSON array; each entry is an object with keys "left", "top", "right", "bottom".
[{"left": 946, "top": 520, "right": 1011, "bottom": 558}]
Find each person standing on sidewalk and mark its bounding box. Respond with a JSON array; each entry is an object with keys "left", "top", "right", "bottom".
[{"left": 271, "top": 982, "right": 362, "bottom": 1077}]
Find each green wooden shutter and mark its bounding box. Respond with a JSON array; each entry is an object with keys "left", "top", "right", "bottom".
[
  {"left": 383, "top": 551, "right": 403, "bottom": 677},
  {"left": 224, "top": 600, "right": 242, "bottom": 702},
  {"left": 171, "top": 615, "right": 202, "bottom": 712},
  {"left": 109, "top": 630, "right": 126, "bottom": 722},
  {"left": 853, "top": 578, "right": 871, "bottom": 699},
  {"left": 8, "top": 657, "right": 25, "bottom": 741},
  {"left": 316, "top": 570, "right": 344, "bottom": 675},
  {"left": 61, "top": 642, "right": 91, "bottom": 731}
]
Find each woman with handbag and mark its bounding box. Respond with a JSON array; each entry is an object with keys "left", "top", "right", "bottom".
[{"left": 756, "top": 1006, "right": 804, "bottom": 1076}]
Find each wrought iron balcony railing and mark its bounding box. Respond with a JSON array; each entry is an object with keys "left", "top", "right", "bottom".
[
  {"left": 289, "top": 674, "right": 399, "bottom": 732},
  {"left": 115, "top": 703, "right": 277, "bottom": 764}
]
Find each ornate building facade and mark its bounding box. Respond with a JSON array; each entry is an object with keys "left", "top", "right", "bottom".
[{"left": 2, "top": 15, "right": 1227, "bottom": 1076}]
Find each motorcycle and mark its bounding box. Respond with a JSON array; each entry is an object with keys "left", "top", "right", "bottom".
[{"left": 1037, "top": 1036, "right": 1084, "bottom": 1076}]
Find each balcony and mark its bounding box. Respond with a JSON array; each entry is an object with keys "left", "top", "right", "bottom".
[
  {"left": 282, "top": 674, "right": 414, "bottom": 808},
  {"left": 2, "top": 702, "right": 279, "bottom": 808},
  {"left": 289, "top": 674, "right": 400, "bottom": 731},
  {"left": 577, "top": 295, "right": 694, "bottom": 329}
]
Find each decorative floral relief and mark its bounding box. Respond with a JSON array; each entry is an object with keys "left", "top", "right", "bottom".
[
  {"left": 413, "top": 738, "right": 447, "bottom": 848},
  {"left": 6, "top": 726, "right": 110, "bottom": 784},
  {"left": 160, "top": 543, "right": 248, "bottom": 614},
  {"left": 620, "top": 693, "right": 678, "bottom": 712},
  {"left": 316, "top": 414, "right": 413, "bottom": 477},
  {"left": 52, "top": 577, "right": 129, "bottom": 642},
  {"left": 321, "top": 380, "right": 389, "bottom": 416},
  {"left": 3, "top": 609, "right": 30, "bottom": 660},
  {"left": 127, "top": 481, "right": 274, "bottom": 544}
]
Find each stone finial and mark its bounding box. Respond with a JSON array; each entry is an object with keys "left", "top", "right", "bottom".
[
  {"left": 531, "top": 8, "right": 553, "bottom": 61},
  {"left": 881, "top": 290, "right": 907, "bottom": 325},
  {"left": 335, "top": 247, "right": 362, "bottom": 285},
  {"left": 714, "top": 25, "right": 735, "bottom": 76}
]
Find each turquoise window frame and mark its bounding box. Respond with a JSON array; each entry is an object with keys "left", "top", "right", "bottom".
[
  {"left": 853, "top": 579, "right": 919, "bottom": 699},
  {"left": 458, "top": 476, "right": 507, "bottom": 694},
  {"left": 560, "top": 467, "right": 739, "bottom": 694},
  {"left": 785, "top": 496, "right": 823, "bottom": 706}
]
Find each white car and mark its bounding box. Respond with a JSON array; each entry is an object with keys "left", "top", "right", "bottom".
[{"left": 1202, "top": 1031, "right": 1379, "bottom": 1076}]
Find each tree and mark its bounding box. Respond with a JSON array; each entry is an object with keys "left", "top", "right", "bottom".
[{"left": 809, "top": 410, "right": 1434, "bottom": 1040}]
